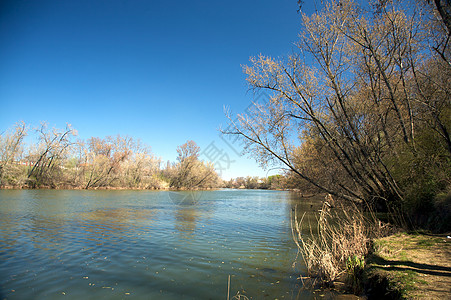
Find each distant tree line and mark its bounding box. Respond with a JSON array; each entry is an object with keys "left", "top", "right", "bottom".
[
  {"left": 224, "top": 0, "right": 451, "bottom": 231},
  {"left": 0, "top": 122, "right": 221, "bottom": 190},
  {"left": 224, "top": 175, "right": 286, "bottom": 190}
]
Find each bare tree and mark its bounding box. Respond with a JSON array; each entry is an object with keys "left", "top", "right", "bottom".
[
  {"left": 27, "top": 123, "right": 77, "bottom": 188},
  {"left": 223, "top": 0, "right": 450, "bottom": 207},
  {"left": 169, "top": 140, "right": 219, "bottom": 189},
  {"left": 0, "top": 121, "right": 28, "bottom": 186},
  {"left": 83, "top": 136, "right": 130, "bottom": 188}
]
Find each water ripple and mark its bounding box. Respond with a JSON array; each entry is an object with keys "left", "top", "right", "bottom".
[{"left": 0, "top": 190, "right": 320, "bottom": 299}]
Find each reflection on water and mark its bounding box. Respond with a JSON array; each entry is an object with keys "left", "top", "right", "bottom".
[
  {"left": 0, "top": 189, "right": 339, "bottom": 299},
  {"left": 174, "top": 206, "right": 199, "bottom": 237}
]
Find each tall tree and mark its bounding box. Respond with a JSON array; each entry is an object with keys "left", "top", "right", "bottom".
[
  {"left": 223, "top": 0, "right": 450, "bottom": 208},
  {"left": 170, "top": 140, "right": 219, "bottom": 188},
  {"left": 27, "top": 123, "right": 77, "bottom": 187},
  {"left": 0, "top": 122, "right": 28, "bottom": 186}
]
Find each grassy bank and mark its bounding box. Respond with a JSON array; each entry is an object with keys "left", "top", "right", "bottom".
[
  {"left": 291, "top": 198, "right": 451, "bottom": 299},
  {"left": 365, "top": 233, "right": 451, "bottom": 299}
]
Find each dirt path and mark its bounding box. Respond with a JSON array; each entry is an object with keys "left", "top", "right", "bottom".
[{"left": 368, "top": 233, "right": 451, "bottom": 299}]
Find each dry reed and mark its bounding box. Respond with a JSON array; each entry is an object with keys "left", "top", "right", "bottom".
[{"left": 291, "top": 197, "right": 386, "bottom": 287}]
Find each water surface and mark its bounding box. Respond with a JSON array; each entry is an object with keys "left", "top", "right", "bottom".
[{"left": 0, "top": 189, "right": 330, "bottom": 299}]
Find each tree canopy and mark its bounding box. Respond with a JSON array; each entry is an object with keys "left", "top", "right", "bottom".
[{"left": 224, "top": 0, "right": 451, "bottom": 226}]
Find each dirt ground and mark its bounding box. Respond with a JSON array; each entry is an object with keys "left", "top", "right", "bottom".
[{"left": 369, "top": 233, "right": 451, "bottom": 299}]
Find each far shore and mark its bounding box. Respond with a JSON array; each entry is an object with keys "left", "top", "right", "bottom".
[{"left": 0, "top": 185, "right": 311, "bottom": 192}]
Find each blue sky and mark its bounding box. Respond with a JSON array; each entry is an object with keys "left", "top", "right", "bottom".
[{"left": 0, "top": 0, "right": 313, "bottom": 179}]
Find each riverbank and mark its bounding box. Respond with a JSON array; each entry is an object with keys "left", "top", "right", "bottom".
[
  {"left": 0, "top": 185, "right": 219, "bottom": 191},
  {"left": 365, "top": 232, "right": 451, "bottom": 299},
  {"left": 0, "top": 184, "right": 297, "bottom": 192}
]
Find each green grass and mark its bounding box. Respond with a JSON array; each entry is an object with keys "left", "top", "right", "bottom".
[
  {"left": 397, "top": 251, "right": 409, "bottom": 262},
  {"left": 386, "top": 269, "right": 426, "bottom": 296},
  {"left": 365, "top": 233, "right": 435, "bottom": 299},
  {"left": 365, "top": 259, "right": 426, "bottom": 299},
  {"left": 415, "top": 236, "right": 443, "bottom": 248}
]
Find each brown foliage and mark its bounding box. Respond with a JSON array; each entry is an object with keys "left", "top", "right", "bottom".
[{"left": 224, "top": 0, "right": 451, "bottom": 215}]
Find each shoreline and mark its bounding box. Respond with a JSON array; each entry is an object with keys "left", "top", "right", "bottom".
[{"left": 0, "top": 185, "right": 306, "bottom": 192}]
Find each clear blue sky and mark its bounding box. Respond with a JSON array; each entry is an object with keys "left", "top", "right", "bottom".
[{"left": 0, "top": 0, "right": 314, "bottom": 179}]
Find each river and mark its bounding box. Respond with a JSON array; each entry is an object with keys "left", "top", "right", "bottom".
[{"left": 0, "top": 189, "right": 337, "bottom": 299}]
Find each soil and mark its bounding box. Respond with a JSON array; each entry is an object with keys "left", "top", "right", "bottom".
[{"left": 367, "top": 233, "right": 451, "bottom": 299}]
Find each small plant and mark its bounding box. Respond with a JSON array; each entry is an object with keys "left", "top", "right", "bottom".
[
  {"left": 346, "top": 255, "right": 365, "bottom": 271},
  {"left": 345, "top": 255, "right": 365, "bottom": 294}
]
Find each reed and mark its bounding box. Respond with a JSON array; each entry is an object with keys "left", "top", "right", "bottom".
[{"left": 291, "top": 198, "right": 386, "bottom": 288}]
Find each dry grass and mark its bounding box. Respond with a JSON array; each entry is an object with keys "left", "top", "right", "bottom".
[
  {"left": 291, "top": 197, "right": 387, "bottom": 288},
  {"left": 367, "top": 233, "right": 451, "bottom": 299}
]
